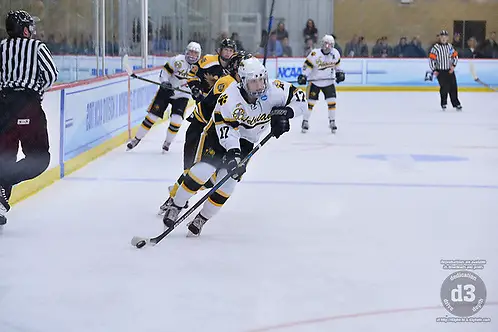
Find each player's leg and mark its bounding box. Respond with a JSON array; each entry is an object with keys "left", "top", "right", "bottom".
[
  {"left": 158, "top": 117, "right": 205, "bottom": 215},
  {"left": 186, "top": 139, "right": 254, "bottom": 236},
  {"left": 323, "top": 84, "right": 338, "bottom": 133},
  {"left": 162, "top": 97, "right": 189, "bottom": 152},
  {"left": 186, "top": 167, "right": 236, "bottom": 236},
  {"left": 126, "top": 89, "right": 172, "bottom": 150},
  {"left": 161, "top": 128, "right": 224, "bottom": 228},
  {"left": 162, "top": 162, "right": 217, "bottom": 228},
  {"left": 302, "top": 83, "right": 320, "bottom": 133}
]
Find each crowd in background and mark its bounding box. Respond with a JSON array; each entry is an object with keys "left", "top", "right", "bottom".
[
  {"left": 251, "top": 18, "right": 498, "bottom": 59},
  {"left": 1, "top": 16, "right": 497, "bottom": 59}
]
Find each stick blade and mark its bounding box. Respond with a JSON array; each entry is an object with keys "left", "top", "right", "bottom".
[
  {"left": 122, "top": 54, "right": 134, "bottom": 76},
  {"left": 469, "top": 62, "right": 478, "bottom": 81}
]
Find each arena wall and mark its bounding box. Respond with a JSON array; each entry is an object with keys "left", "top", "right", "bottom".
[{"left": 334, "top": 0, "right": 498, "bottom": 46}]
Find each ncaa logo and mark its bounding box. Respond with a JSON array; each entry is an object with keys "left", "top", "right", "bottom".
[{"left": 260, "top": 95, "right": 268, "bottom": 101}]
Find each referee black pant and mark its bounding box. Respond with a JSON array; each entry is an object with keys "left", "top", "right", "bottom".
[
  {"left": 436, "top": 70, "right": 461, "bottom": 107},
  {"left": 0, "top": 89, "right": 50, "bottom": 200}
]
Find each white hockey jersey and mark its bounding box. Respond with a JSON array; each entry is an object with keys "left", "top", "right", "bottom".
[
  {"left": 159, "top": 54, "right": 194, "bottom": 99},
  {"left": 212, "top": 79, "right": 307, "bottom": 152},
  {"left": 302, "top": 48, "right": 341, "bottom": 87}
]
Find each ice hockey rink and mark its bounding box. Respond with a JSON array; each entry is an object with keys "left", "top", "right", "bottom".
[{"left": 1, "top": 91, "right": 497, "bottom": 332}]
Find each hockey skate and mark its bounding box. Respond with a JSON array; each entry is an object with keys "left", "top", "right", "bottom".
[
  {"left": 158, "top": 197, "right": 173, "bottom": 216},
  {"left": 0, "top": 186, "right": 10, "bottom": 225},
  {"left": 158, "top": 186, "right": 189, "bottom": 215},
  {"left": 126, "top": 138, "right": 140, "bottom": 151},
  {"left": 162, "top": 140, "right": 171, "bottom": 153},
  {"left": 162, "top": 203, "right": 182, "bottom": 229},
  {"left": 455, "top": 105, "right": 462, "bottom": 111},
  {"left": 301, "top": 120, "right": 309, "bottom": 133},
  {"left": 441, "top": 105, "right": 447, "bottom": 111},
  {"left": 329, "top": 120, "right": 337, "bottom": 134},
  {"left": 187, "top": 213, "right": 208, "bottom": 237}
]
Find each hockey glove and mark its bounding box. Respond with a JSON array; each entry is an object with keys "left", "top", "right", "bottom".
[
  {"left": 191, "top": 87, "right": 204, "bottom": 103},
  {"left": 160, "top": 81, "right": 173, "bottom": 90},
  {"left": 160, "top": 82, "right": 174, "bottom": 98},
  {"left": 297, "top": 74, "right": 307, "bottom": 85},
  {"left": 225, "top": 149, "right": 246, "bottom": 180},
  {"left": 270, "top": 106, "right": 294, "bottom": 139},
  {"left": 335, "top": 70, "right": 345, "bottom": 83}
]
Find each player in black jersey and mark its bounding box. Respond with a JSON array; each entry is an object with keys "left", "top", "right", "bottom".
[
  {"left": 187, "top": 38, "right": 237, "bottom": 102},
  {"left": 158, "top": 51, "right": 252, "bottom": 215}
]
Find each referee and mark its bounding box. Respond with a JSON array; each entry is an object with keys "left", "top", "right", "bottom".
[
  {"left": 429, "top": 30, "right": 462, "bottom": 111},
  {"left": 0, "top": 10, "right": 58, "bottom": 225}
]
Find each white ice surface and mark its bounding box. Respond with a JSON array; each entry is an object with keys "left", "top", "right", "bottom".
[{"left": 1, "top": 92, "right": 498, "bottom": 332}]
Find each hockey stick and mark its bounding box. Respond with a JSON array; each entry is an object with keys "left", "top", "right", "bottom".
[
  {"left": 122, "top": 54, "right": 192, "bottom": 95},
  {"left": 287, "top": 77, "right": 337, "bottom": 84},
  {"left": 262, "top": 0, "right": 276, "bottom": 67},
  {"left": 131, "top": 132, "right": 274, "bottom": 248},
  {"left": 469, "top": 62, "right": 498, "bottom": 92}
]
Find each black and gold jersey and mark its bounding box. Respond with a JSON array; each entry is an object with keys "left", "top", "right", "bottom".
[
  {"left": 187, "top": 54, "right": 229, "bottom": 94},
  {"left": 192, "top": 75, "right": 236, "bottom": 124}
]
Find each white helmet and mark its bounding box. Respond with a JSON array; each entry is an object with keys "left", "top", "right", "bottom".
[
  {"left": 185, "top": 41, "right": 201, "bottom": 64},
  {"left": 321, "top": 34, "right": 335, "bottom": 54},
  {"left": 238, "top": 57, "right": 268, "bottom": 98}
]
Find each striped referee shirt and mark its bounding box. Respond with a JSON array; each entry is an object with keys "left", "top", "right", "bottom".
[
  {"left": 0, "top": 37, "right": 58, "bottom": 95},
  {"left": 429, "top": 42, "right": 458, "bottom": 71}
]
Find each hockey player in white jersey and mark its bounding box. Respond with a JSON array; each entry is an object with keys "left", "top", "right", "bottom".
[
  {"left": 297, "top": 34, "right": 345, "bottom": 134},
  {"left": 126, "top": 42, "right": 202, "bottom": 152},
  {"left": 161, "top": 57, "right": 307, "bottom": 236}
]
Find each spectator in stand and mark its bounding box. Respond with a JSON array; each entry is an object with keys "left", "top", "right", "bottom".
[
  {"left": 393, "top": 37, "right": 408, "bottom": 57},
  {"left": 345, "top": 35, "right": 368, "bottom": 57},
  {"left": 231, "top": 32, "right": 244, "bottom": 52},
  {"left": 259, "top": 29, "right": 268, "bottom": 50},
  {"left": 106, "top": 35, "right": 119, "bottom": 56},
  {"left": 281, "top": 37, "right": 293, "bottom": 56},
  {"left": 404, "top": 36, "right": 426, "bottom": 57},
  {"left": 461, "top": 37, "right": 482, "bottom": 58},
  {"left": 303, "top": 37, "right": 314, "bottom": 56},
  {"left": 303, "top": 19, "right": 318, "bottom": 44},
  {"left": 372, "top": 36, "right": 392, "bottom": 57},
  {"left": 259, "top": 31, "right": 282, "bottom": 56},
  {"left": 452, "top": 33, "right": 463, "bottom": 53},
  {"left": 276, "top": 22, "right": 288, "bottom": 41},
  {"left": 480, "top": 31, "right": 498, "bottom": 58}
]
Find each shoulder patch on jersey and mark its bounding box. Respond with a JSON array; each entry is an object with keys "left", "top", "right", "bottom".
[
  {"left": 218, "top": 93, "right": 228, "bottom": 106},
  {"left": 190, "top": 65, "right": 199, "bottom": 74},
  {"left": 214, "top": 75, "right": 235, "bottom": 94},
  {"left": 273, "top": 79, "right": 285, "bottom": 90},
  {"left": 174, "top": 60, "right": 183, "bottom": 69},
  {"left": 311, "top": 51, "right": 316, "bottom": 56},
  {"left": 199, "top": 54, "right": 219, "bottom": 68}
]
